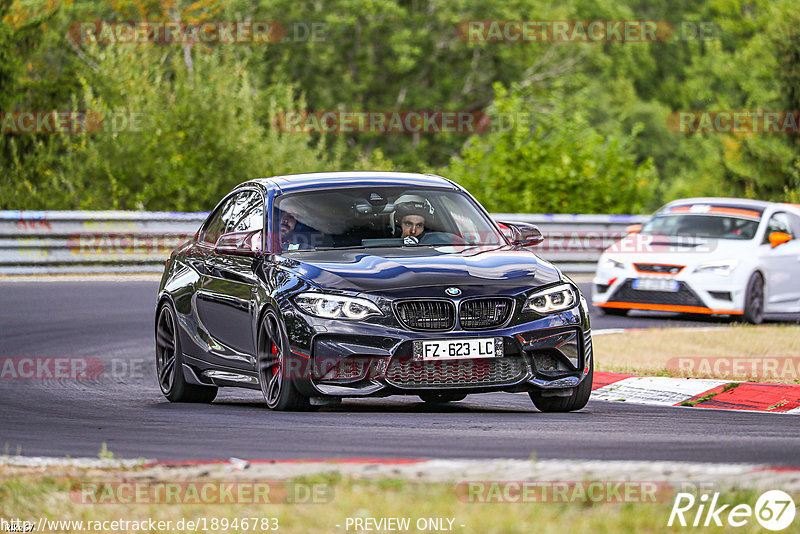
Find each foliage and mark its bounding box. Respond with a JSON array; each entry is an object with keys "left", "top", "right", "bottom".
[
  {"left": 1, "top": 0, "right": 799, "bottom": 212},
  {"left": 446, "top": 84, "right": 656, "bottom": 213}
]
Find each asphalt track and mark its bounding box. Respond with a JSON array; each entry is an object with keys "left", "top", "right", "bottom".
[{"left": 1, "top": 280, "right": 799, "bottom": 465}]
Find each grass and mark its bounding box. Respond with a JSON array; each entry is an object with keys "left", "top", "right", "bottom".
[
  {"left": 0, "top": 467, "right": 790, "bottom": 534},
  {"left": 679, "top": 383, "right": 740, "bottom": 407},
  {"left": 593, "top": 324, "right": 800, "bottom": 383}
]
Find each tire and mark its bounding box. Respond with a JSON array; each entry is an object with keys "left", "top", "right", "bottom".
[
  {"left": 599, "top": 307, "right": 628, "bottom": 317},
  {"left": 419, "top": 392, "right": 467, "bottom": 403},
  {"left": 155, "top": 302, "right": 218, "bottom": 403},
  {"left": 529, "top": 358, "right": 593, "bottom": 413},
  {"left": 742, "top": 272, "right": 765, "bottom": 325},
  {"left": 257, "top": 308, "right": 311, "bottom": 411}
]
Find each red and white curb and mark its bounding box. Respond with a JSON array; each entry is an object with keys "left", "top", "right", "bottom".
[{"left": 592, "top": 372, "right": 800, "bottom": 413}]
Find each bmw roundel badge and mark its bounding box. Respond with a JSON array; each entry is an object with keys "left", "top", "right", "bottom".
[{"left": 445, "top": 287, "right": 462, "bottom": 297}]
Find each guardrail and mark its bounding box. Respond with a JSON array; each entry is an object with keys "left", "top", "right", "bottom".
[{"left": 0, "top": 211, "right": 649, "bottom": 275}]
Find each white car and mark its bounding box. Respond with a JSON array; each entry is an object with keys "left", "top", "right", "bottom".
[{"left": 593, "top": 198, "right": 800, "bottom": 323}]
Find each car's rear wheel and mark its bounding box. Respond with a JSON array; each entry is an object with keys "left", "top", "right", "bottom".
[
  {"left": 742, "top": 272, "right": 765, "bottom": 325},
  {"left": 418, "top": 392, "right": 467, "bottom": 403},
  {"left": 529, "top": 358, "right": 593, "bottom": 413},
  {"left": 156, "top": 302, "right": 218, "bottom": 403},
  {"left": 258, "top": 308, "right": 311, "bottom": 411}
]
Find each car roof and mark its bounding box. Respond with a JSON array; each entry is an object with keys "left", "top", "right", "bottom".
[
  {"left": 240, "top": 171, "right": 458, "bottom": 194},
  {"left": 662, "top": 197, "right": 776, "bottom": 210},
  {"left": 657, "top": 197, "right": 786, "bottom": 218}
]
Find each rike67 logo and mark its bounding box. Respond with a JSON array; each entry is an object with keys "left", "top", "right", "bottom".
[{"left": 668, "top": 490, "right": 796, "bottom": 531}]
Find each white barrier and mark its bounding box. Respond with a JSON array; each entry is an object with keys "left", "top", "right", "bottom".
[{"left": 0, "top": 211, "right": 648, "bottom": 274}]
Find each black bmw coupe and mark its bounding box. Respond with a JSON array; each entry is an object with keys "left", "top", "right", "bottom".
[{"left": 156, "top": 172, "right": 593, "bottom": 411}]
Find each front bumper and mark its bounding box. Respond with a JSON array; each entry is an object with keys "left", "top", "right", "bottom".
[
  {"left": 592, "top": 266, "right": 745, "bottom": 315},
  {"left": 280, "top": 303, "right": 592, "bottom": 398}
]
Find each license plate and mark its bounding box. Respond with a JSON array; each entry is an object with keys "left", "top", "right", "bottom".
[
  {"left": 413, "top": 338, "right": 503, "bottom": 361},
  {"left": 632, "top": 278, "right": 680, "bottom": 292}
]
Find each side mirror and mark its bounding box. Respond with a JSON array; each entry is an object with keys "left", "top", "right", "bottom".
[
  {"left": 626, "top": 224, "right": 643, "bottom": 234},
  {"left": 769, "top": 231, "right": 792, "bottom": 248},
  {"left": 214, "top": 230, "right": 262, "bottom": 256},
  {"left": 499, "top": 221, "right": 544, "bottom": 246}
]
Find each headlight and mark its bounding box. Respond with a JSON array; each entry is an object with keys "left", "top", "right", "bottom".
[
  {"left": 693, "top": 260, "right": 738, "bottom": 276},
  {"left": 526, "top": 283, "right": 577, "bottom": 314},
  {"left": 601, "top": 256, "right": 624, "bottom": 270},
  {"left": 294, "top": 292, "right": 383, "bottom": 320}
]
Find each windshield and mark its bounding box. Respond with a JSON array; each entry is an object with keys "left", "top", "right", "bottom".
[
  {"left": 641, "top": 214, "right": 759, "bottom": 240},
  {"left": 272, "top": 187, "right": 504, "bottom": 252}
]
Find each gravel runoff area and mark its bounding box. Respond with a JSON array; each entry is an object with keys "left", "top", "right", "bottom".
[{"left": 2, "top": 456, "right": 799, "bottom": 493}]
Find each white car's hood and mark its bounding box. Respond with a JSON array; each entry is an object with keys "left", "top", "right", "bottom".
[{"left": 601, "top": 233, "right": 753, "bottom": 268}]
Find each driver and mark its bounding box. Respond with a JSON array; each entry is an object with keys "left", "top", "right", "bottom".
[
  {"left": 279, "top": 210, "right": 312, "bottom": 250},
  {"left": 394, "top": 199, "right": 435, "bottom": 244}
]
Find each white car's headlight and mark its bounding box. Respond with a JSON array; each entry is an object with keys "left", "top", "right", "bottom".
[
  {"left": 294, "top": 292, "right": 383, "bottom": 320},
  {"left": 601, "top": 256, "right": 624, "bottom": 270},
  {"left": 693, "top": 260, "right": 739, "bottom": 276},
  {"left": 526, "top": 283, "right": 577, "bottom": 314}
]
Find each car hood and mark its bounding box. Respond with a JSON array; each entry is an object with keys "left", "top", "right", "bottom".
[
  {"left": 279, "top": 245, "right": 562, "bottom": 297},
  {"left": 602, "top": 234, "right": 755, "bottom": 267}
]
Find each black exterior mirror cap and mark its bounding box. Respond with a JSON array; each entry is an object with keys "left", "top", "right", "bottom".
[{"left": 499, "top": 221, "right": 544, "bottom": 246}]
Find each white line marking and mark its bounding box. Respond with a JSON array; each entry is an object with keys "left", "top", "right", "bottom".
[{"left": 592, "top": 376, "right": 730, "bottom": 405}]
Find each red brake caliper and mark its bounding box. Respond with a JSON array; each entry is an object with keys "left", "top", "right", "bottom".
[{"left": 271, "top": 344, "right": 279, "bottom": 375}]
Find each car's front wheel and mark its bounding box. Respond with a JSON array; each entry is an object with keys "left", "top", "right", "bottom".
[
  {"left": 529, "top": 358, "right": 593, "bottom": 413},
  {"left": 742, "top": 272, "right": 765, "bottom": 325},
  {"left": 155, "top": 302, "right": 218, "bottom": 403},
  {"left": 257, "top": 308, "right": 312, "bottom": 411}
]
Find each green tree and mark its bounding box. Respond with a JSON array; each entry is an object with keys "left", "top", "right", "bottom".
[{"left": 445, "top": 84, "right": 656, "bottom": 213}]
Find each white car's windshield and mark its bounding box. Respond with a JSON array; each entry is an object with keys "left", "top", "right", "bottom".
[
  {"left": 641, "top": 214, "right": 759, "bottom": 240},
  {"left": 273, "top": 187, "right": 504, "bottom": 251}
]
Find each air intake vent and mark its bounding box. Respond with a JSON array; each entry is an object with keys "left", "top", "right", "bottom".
[
  {"left": 395, "top": 300, "right": 455, "bottom": 331},
  {"left": 634, "top": 263, "right": 684, "bottom": 274},
  {"left": 385, "top": 356, "right": 527, "bottom": 388},
  {"left": 459, "top": 298, "right": 513, "bottom": 329}
]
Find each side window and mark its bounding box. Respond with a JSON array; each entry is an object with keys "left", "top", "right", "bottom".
[
  {"left": 200, "top": 190, "right": 263, "bottom": 246},
  {"left": 230, "top": 191, "right": 264, "bottom": 233},
  {"left": 787, "top": 212, "right": 800, "bottom": 236},
  {"left": 230, "top": 191, "right": 265, "bottom": 252},
  {"left": 200, "top": 195, "right": 238, "bottom": 245},
  {"left": 763, "top": 212, "right": 794, "bottom": 243}
]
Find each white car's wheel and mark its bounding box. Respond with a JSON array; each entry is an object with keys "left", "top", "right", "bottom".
[{"left": 742, "top": 272, "right": 765, "bottom": 325}]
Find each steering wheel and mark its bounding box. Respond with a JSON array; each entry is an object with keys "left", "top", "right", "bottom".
[{"left": 418, "top": 232, "right": 467, "bottom": 245}]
